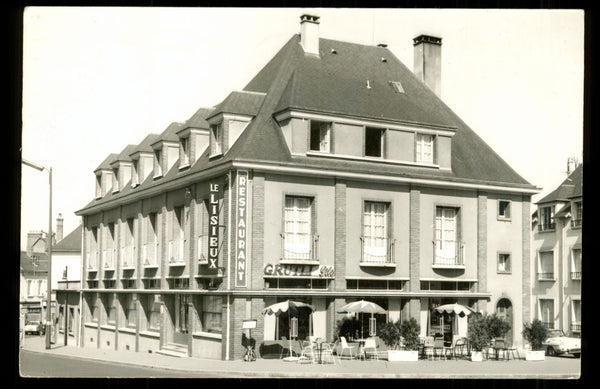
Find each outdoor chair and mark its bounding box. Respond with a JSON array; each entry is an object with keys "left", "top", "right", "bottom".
[
  {"left": 433, "top": 337, "right": 447, "bottom": 360},
  {"left": 505, "top": 341, "right": 521, "bottom": 360},
  {"left": 493, "top": 339, "right": 509, "bottom": 361},
  {"left": 454, "top": 338, "right": 468, "bottom": 359},
  {"left": 363, "top": 338, "right": 379, "bottom": 360},
  {"left": 339, "top": 337, "right": 356, "bottom": 359},
  {"left": 299, "top": 342, "right": 317, "bottom": 364},
  {"left": 422, "top": 336, "right": 435, "bottom": 360},
  {"left": 320, "top": 342, "right": 339, "bottom": 364}
]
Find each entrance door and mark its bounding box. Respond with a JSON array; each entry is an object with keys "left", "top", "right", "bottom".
[
  {"left": 173, "top": 294, "right": 190, "bottom": 345},
  {"left": 496, "top": 298, "right": 513, "bottom": 345}
]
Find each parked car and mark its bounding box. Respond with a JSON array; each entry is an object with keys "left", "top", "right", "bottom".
[
  {"left": 24, "top": 320, "right": 45, "bottom": 335},
  {"left": 543, "top": 329, "right": 580, "bottom": 357}
]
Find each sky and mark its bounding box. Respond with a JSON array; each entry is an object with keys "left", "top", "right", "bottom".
[{"left": 20, "top": 7, "right": 584, "bottom": 250}]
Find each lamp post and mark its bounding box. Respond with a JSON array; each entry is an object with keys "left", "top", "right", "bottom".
[{"left": 22, "top": 158, "right": 53, "bottom": 350}]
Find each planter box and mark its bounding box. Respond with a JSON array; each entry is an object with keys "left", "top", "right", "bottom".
[
  {"left": 388, "top": 350, "right": 419, "bottom": 362},
  {"left": 525, "top": 350, "right": 546, "bottom": 361},
  {"left": 471, "top": 351, "right": 484, "bottom": 362}
]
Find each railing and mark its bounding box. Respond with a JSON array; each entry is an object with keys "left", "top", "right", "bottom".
[
  {"left": 433, "top": 240, "right": 465, "bottom": 267},
  {"left": 121, "top": 245, "right": 135, "bottom": 268},
  {"left": 538, "top": 222, "right": 556, "bottom": 232},
  {"left": 571, "top": 271, "right": 582, "bottom": 280},
  {"left": 542, "top": 321, "right": 555, "bottom": 330},
  {"left": 360, "top": 236, "right": 395, "bottom": 265},
  {"left": 143, "top": 242, "right": 158, "bottom": 266},
  {"left": 168, "top": 239, "right": 185, "bottom": 264},
  {"left": 198, "top": 235, "right": 208, "bottom": 263},
  {"left": 571, "top": 218, "right": 582, "bottom": 228},
  {"left": 103, "top": 249, "right": 115, "bottom": 269},
  {"left": 570, "top": 322, "right": 581, "bottom": 333},
  {"left": 537, "top": 272, "right": 555, "bottom": 281},
  {"left": 280, "top": 233, "right": 319, "bottom": 262}
]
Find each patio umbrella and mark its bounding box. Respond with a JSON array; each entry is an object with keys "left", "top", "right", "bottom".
[
  {"left": 433, "top": 303, "right": 476, "bottom": 339},
  {"left": 262, "top": 300, "right": 315, "bottom": 361},
  {"left": 338, "top": 300, "right": 386, "bottom": 338}
]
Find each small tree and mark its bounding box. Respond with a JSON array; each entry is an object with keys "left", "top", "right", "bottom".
[
  {"left": 399, "top": 317, "right": 421, "bottom": 351},
  {"left": 467, "top": 314, "right": 491, "bottom": 352},
  {"left": 486, "top": 314, "right": 511, "bottom": 340},
  {"left": 379, "top": 321, "right": 401, "bottom": 350},
  {"left": 522, "top": 319, "right": 548, "bottom": 351},
  {"left": 335, "top": 317, "right": 361, "bottom": 341}
]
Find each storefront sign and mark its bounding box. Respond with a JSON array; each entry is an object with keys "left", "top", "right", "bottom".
[
  {"left": 235, "top": 170, "right": 248, "bottom": 287},
  {"left": 207, "top": 182, "right": 220, "bottom": 274},
  {"left": 263, "top": 264, "right": 335, "bottom": 278}
]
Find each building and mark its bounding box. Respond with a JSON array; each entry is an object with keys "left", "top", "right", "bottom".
[
  {"left": 75, "top": 15, "right": 539, "bottom": 360},
  {"left": 531, "top": 162, "right": 582, "bottom": 337}
]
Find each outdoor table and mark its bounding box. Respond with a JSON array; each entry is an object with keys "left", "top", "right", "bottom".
[
  {"left": 354, "top": 339, "right": 367, "bottom": 360},
  {"left": 315, "top": 338, "right": 325, "bottom": 364}
]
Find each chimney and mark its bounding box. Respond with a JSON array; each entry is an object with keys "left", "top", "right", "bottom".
[
  {"left": 413, "top": 35, "right": 442, "bottom": 97},
  {"left": 56, "top": 213, "right": 64, "bottom": 242},
  {"left": 300, "top": 14, "right": 320, "bottom": 56}
]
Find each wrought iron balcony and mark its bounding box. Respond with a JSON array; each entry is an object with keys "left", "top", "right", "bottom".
[
  {"left": 570, "top": 271, "right": 582, "bottom": 280},
  {"left": 542, "top": 321, "right": 555, "bottom": 330},
  {"left": 432, "top": 240, "right": 465, "bottom": 268},
  {"left": 537, "top": 272, "right": 555, "bottom": 281},
  {"left": 538, "top": 222, "right": 556, "bottom": 232},
  {"left": 280, "top": 233, "right": 319, "bottom": 263},
  {"left": 570, "top": 322, "right": 581, "bottom": 333},
  {"left": 360, "top": 236, "right": 395, "bottom": 266},
  {"left": 571, "top": 218, "right": 582, "bottom": 228}
]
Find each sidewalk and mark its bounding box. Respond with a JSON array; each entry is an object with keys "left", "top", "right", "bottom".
[{"left": 19, "top": 335, "right": 581, "bottom": 379}]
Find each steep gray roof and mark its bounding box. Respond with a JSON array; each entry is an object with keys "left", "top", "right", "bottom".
[
  {"left": 53, "top": 224, "right": 82, "bottom": 252},
  {"left": 536, "top": 164, "right": 583, "bottom": 204}
]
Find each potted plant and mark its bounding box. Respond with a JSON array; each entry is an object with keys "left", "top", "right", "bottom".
[
  {"left": 522, "top": 319, "right": 548, "bottom": 361},
  {"left": 467, "top": 314, "right": 491, "bottom": 362},
  {"left": 380, "top": 318, "right": 420, "bottom": 361},
  {"left": 486, "top": 314, "right": 511, "bottom": 340}
]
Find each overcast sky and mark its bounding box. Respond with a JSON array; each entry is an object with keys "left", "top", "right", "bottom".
[{"left": 21, "top": 7, "right": 584, "bottom": 249}]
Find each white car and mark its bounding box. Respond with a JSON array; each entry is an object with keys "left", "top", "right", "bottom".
[
  {"left": 24, "top": 320, "right": 44, "bottom": 335},
  {"left": 543, "top": 329, "right": 581, "bottom": 357}
]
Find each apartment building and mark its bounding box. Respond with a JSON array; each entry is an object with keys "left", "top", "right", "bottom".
[
  {"left": 531, "top": 163, "right": 582, "bottom": 337},
  {"left": 75, "top": 15, "right": 539, "bottom": 360}
]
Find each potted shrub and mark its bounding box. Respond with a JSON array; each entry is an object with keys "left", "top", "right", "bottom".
[
  {"left": 380, "top": 318, "right": 420, "bottom": 361},
  {"left": 467, "top": 314, "right": 491, "bottom": 362},
  {"left": 522, "top": 319, "right": 548, "bottom": 361},
  {"left": 486, "top": 314, "right": 511, "bottom": 340}
]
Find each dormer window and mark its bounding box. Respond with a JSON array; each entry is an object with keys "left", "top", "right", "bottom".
[
  {"left": 154, "top": 149, "right": 162, "bottom": 178},
  {"left": 211, "top": 123, "right": 223, "bottom": 156},
  {"left": 416, "top": 133, "right": 434, "bottom": 164},
  {"left": 112, "top": 167, "right": 119, "bottom": 193},
  {"left": 131, "top": 159, "right": 139, "bottom": 187},
  {"left": 95, "top": 174, "right": 102, "bottom": 198},
  {"left": 180, "top": 136, "right": 190, "bottom": 168},
  {"left": 310, "top": 121, "right": 331, "bottom": 153},
  {"left": 365, "top": 127, "right": 384, "bottom": 158}
]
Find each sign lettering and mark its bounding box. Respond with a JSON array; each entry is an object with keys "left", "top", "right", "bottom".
[
  {"left": 236, "top": 170, "right": 248, "bottom": 287},
  {"left": 263, "top": 264, "right": 335, "bottom": 278},
  {"left": 207, "top": 182, "right": 220, "bottom": 274}
]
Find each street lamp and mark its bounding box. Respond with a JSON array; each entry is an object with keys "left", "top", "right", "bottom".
[{"left": 22, "top": 158, "right": 53, "bottom": 350}]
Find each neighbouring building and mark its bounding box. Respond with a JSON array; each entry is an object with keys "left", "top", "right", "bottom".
[
  {"left": 531, "top": 162, "right": 582, "bottom": 337},
  {"left": 75, "top": 14, "right": 539, "bottom": 360}
]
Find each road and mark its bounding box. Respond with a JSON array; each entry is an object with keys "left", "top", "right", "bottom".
[{"left": 19, "top": 350, "right": 203, "bottom": 378}]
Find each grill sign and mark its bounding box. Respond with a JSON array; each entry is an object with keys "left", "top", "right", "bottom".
[
  {"left": 208, "top": 182, "right": 220, "bottom": 274},
  {"left": 236, "top": 170, "right": 248, "bottom": 287}
]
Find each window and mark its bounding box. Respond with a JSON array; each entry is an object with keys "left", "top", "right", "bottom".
[
  {"left": 211, "top": 123, "right": 223, "bottom": 155},
  {"left": 498, "top": 200, "right": 511, "bottom": 220},
  {"left": 497, "top": 253, "right": 511, "bottom": 273},
  {"left": 169, "top": 206, "right": 185, "bottom": 263},
  {"left": 571, "top": 299, "right": 581, "bottom": 334},
  {"left": 571, "top": 201, "right": 582, "bottom": 228},
  {"left": 124, "top": 294, "right": 137, "bottom": 328},
  {"left": 122, "top": 218, "right": 135, "bottom": 268},
  {"left": 283, "top": 196, "right": 313, "bottom": 261},
  {"left": 538, "top": 205, "right": 555, "bottom": 231},
  {"left": 180, "top": 137, "right": 190, "bottom": 166},
  {"left": 154, "top": 149, "right": 162, "bottom": 178},
  {"left": 131, "top": 159, "right": 139, "bottom": 187},
  {"left": 571, "top": 249, "right": 582, "bottom": 280},
  {"left": 104, "top": 223, "right": 115, "bottom": 269},
  {"left": 201, "top": 296, "right": 222, "bottom": 334},
  {"left": 362, "top": 201, "right": 390, "bottom": 263},
  {"left": 309, "top": 121, "right": 331, "bottom": 152},
  {"left": 89, "top": 227, "right": 99, "bottom": 269},
  {"left": 112, "top": 167, "right": 119, "bottom": 193},
  {"left": 27, "top": 280, "right": 33, "bottom": 297},
  {"left": 538, "top": 251, "right": 554, "bottom": 281},
  {"left": 539, "top": 299, "right": 554, "bottom": 329},
  {"left": 145, "top": 294, "right": 161, "bottom": 332},
  {"left": 434, "top": 207, "right": 462, "bottom": 266},
  {"left": 198, "top": 200, "right": 209, "bottom": 262},
  {"left": 38, "top": 280, "right": 44, "bottom": 296},
  {"left": 365, "top": 127, "right": 384, "bottom": 157},
  {"left": 95, "top": 174, "right": 102, "bottom": 198},
  {"left": 416, "top": 133, "right": 434, "bottom": 163},
  {"left": 104, "top": 294, "right": 117, "bottom": 326},
  {"left": 143, "top": 213, "right": 158, "bottom": 266},
  {"left": 346, "top": 279, "right": 404, "bottom": 290},
  {"left": 88, "top": 294, "right": 99, "bottom": 323}
]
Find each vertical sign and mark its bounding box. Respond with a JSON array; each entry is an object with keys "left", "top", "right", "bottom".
[
  {"left": 208, "top": 182, "right": 220, "bottom": 274},
  {"left": 235, "top": 170, "right": 248, "bottom": 287}
]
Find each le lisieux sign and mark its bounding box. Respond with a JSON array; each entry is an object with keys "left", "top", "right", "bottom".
[
  {"left": 207, "top": 182, "right": 221, "bottom": 274},
  {"left": 235, "top": 170, "right": 249, "bottom": 287},
  {"left": 263, "top": 264, "right": 335, "bottom": 278}
]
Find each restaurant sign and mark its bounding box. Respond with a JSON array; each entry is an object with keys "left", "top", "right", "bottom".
[
  {"left": 263, "top": 264, "right": 335, "bottom": 278},
  {"left": 235, "top": 170, "right": 249, "bottom": 287},
  {"left": 207, "top": 182, "right": 220, "bottom": 274}
]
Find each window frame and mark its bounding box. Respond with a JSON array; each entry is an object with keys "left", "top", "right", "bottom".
[
  {"left": 415, "top": 133, "right": 435, "bottom": 164},
  {"left": 571, "top": 248, "right": 582, "bottom": 280},
  {"left": 538, "top": 298, "right": 555, "bottom": 329},
  {"left": 497, "top": 199, "right": 512, "bottom": 221},
  {"left": 180, "top": 136, "right": 190, "bottom": 168},
  {"left": 282, "top": 195, "right": 315, "bottom": 262},
  {"left": 538, "top": 205, "right": 555, "bottom": 232},
  {"left": 537, "top": 250, "right": 555, "bottom": 281},
  {"left": 361, "top": 200, "right": 392, "bottom": 264},
  {"left": 497, "top": 252, "right": 512, "bottom": 274},
  {"left": 210, "top": 123, "right": 223, "bottom": 157},
  {"left": 309, "top": 120, "right": 332, "bottom": 153},
  {"left": 433, "top": 205, "right": 463, "bottom": 267},
  {"left": 364, "top": 126, "right": 385, "bottom": 158}
]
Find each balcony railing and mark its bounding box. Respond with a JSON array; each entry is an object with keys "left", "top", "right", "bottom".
[
  {"left": 360, "top": 236, "right": 395, "bottom": 265},
  {"left": 570, "top": 322, "right": 581, "bottom": 333},
  {"left": 121, "top": 245, "right": 135, "bottom": 269},
  {"left": 433, "top": 240, "right": 465, "bottom": 268},
  {"left": 280, "top": 233, "right": 319, "bottom": 263},
  {"left": 571, "top": 218, "right": 582, "bottom": 228},
  {"left": 103, "top": 249, "right": 115, "bottom": 269},
  {"left": 537, "top": 272, "right": 555, "bottom": 281},
  {"left": 168, "top": 239, "right": 185, "bottom": 265},
  {"left": 542, "top": 321, "right": 555, "bottom": 330},
  {"left": 571, "top": 271, "right": 582, "bottom": 280},
  {"left": 143, "top": 242, "right": 158, "bottom": 267},
  {"left": 538, "top": 222, "right": 556, "bottom": 232}
]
